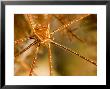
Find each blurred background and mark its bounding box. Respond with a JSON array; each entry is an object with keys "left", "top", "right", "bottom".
[{"left": 14, "top": 14, "right": 97, "bottom": 76}]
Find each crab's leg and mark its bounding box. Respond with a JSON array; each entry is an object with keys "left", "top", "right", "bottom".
[
  {"left": 48, "top": 43, "right": 53, "bottom": 76},
  {"left": 14, "top": 36, "right": 30, "bottom": 46},
  {"left": 50, "top": 40, "right": 97, "bottom": 66},
  {"left": 29, "top": 47, "right": 39, "bottom": 76},
  {"left": 15, "top": 41, "right": 37, "bottom": 57},
  {"left": 51, "top": 14, "right": 90, "bottom": 35},
  {"left": 53, "top": 15, "right": 84, "bottom": 42}
]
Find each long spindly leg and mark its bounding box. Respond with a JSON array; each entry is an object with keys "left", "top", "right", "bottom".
[
  {"left": 67, "top": 30, "right": 85, "bottom": 43},
  {"left": 53, "top": 15, "right": 84, "bottom": 43},
  {"left": 14, "top": 36, "right": 31, "bottom": 46},
  {"left": 50, "top": 14, "right": 90, "bottom": 35},
  {"left": 14, "top": 34, "right": 36, "bottom": 46},
  {"left": 29, "top": 47, "right": 39, "bottom": 76},
  {"left": 48, "top": 43, "right": 53, "bottom": 76},
  {"left": 46, "top": 14, "right": 53, "bottom": 76},
  {"left": 15, "top": 41, "right": 37, "bottom": 57},
  {"left": 50, "top": 40, "right": 97, "bottom": 66}
]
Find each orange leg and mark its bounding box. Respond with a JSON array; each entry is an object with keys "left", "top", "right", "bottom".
[
  {"left": 14, "top": 36, "right": 31, "bottom": 46},
  {"left": 48, "top": 43, "right": 53, "bottom": 76},
  {"left": 50, "top": 40, "right": 97, "bottom": 66},
  {"left": 29, "top": 57, "right": 38, "bottom": 76},
  {"left": 53, "top": 15, "right": 85, "bottom": 43},
  {"left": 29, "top": 47, "right": 39, "bottom": 76},
  {"left": 50, "top": 14, "right": 90, "bottom": 35},
  {"left": 15, "top": 41, "right": 37, "bottom": 57}
]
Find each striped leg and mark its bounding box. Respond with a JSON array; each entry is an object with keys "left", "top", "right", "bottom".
[
  {"left": 48, "top": 43, "right": 53, "bottom": 76},
  {"left": 14, "top": 35, "right": 36, "bottom": 46},
  {"left": 14, "top": 36, "right": 31, "bottom": 46},
  {"left": 29, "top": 46, "right": 39, "bottom": 76},
  {"left": 15, "top": 41, "right": 37, "bottom": 57},
  {"left": 50, "top": 40, "right": 97, "bottom": 66},
  {"left": 53, "top": 15, "right": 85, "bottom": 43},
  {"left": 50, "top": 14, "right": 90, "bottom": 35}
]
